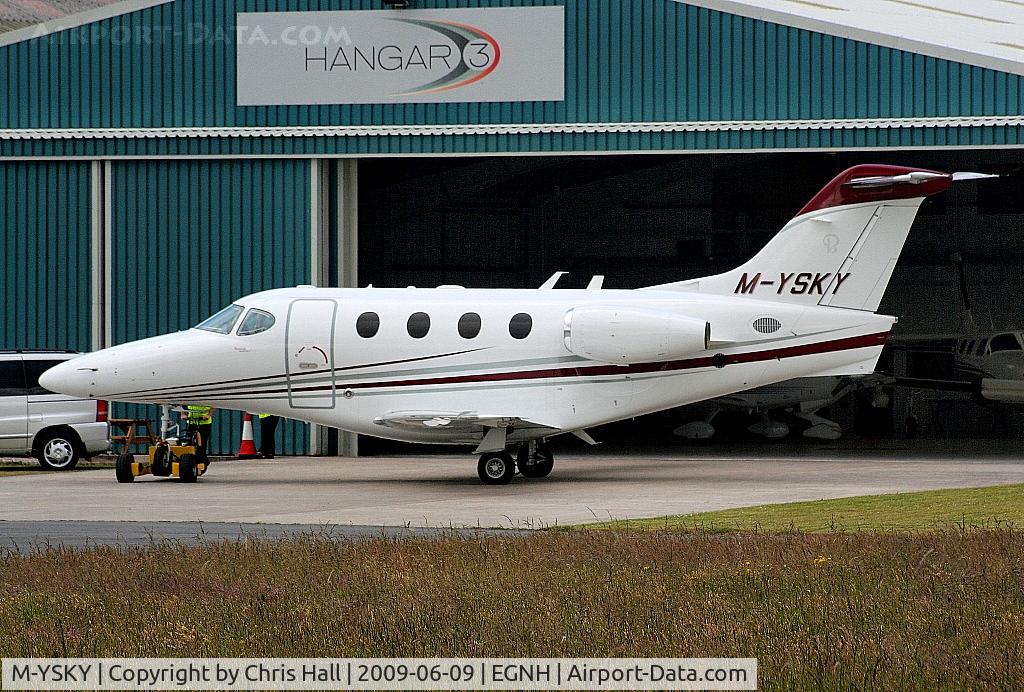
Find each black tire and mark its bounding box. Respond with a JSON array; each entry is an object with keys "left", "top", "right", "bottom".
[
  {"left": 517, "top": 444, "right": 554, "bottom": 479},
  {"left": 151, "top": 445, "right": 170, "bottom": 476},
  {"left": 35, "top": 430, "right": 82, "bottom": 471},
  {"left": 178, "top": 453, "right": 199, "bottom": 483},
  {"left": 478, "top": 452, "right": 515, "bottom": 485},
  {"left": 115, "top": 452, "right": 135, "bottom": 483}
]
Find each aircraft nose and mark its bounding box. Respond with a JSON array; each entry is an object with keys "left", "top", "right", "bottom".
[{"left": 39, "top": 359, "right": 101, "bottom": 398}]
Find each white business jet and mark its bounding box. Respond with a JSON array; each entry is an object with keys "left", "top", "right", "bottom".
[{"left": 41, "top": 165, "right": 987, "bottom": 484}]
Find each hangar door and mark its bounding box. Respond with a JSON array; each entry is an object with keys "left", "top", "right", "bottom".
[
  {"left": 0, "top": 161, "right": 92, "bottom": 351},
  {"left": 108, "top": 159, "right": 312, "bottom": 455}
]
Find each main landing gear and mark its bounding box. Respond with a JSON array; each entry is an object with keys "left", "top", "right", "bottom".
[{"left": 477, "top": 441, "right": 554, "bottom": 485}]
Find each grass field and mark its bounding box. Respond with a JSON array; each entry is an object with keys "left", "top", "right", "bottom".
[
  {"left": 585, "top": 484, "right": 1024, "bottom": 533},
  {"left": 0, "top": 460, "right": 114, "bottom": 477},
  {"left": 1, "top": 529, "right": 1022, "bottom": 690}
]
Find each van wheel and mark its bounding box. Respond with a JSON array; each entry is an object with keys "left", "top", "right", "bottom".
[{"left": 36, "top": 431, "right": 81, "bottom": 471}]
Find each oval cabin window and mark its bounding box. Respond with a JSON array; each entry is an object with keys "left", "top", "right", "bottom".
[
  {"left": 459, "top": 312, "right": 482, "bottom": 339},
  {"left": 407, "top": 312, "right": 431, "bottom": 339},
  {"left": 509, "top": 313, "right": 533, "bottom": 340},
  {"left": 356, "top": 312, "right": 380, "bottom": 338}
]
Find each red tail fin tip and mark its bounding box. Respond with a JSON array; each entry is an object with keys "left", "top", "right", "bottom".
[{"left": 798, "top": 165, "right": 951, "bottom": 216}]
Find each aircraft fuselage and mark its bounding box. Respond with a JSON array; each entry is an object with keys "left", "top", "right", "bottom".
[{"left": 50, "top": 286, "right": 892, "bottom": 446}]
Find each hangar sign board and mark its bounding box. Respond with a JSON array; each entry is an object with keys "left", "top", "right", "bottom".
[{"left": 236, "top": 7, "right": 565, "bottom": 105}]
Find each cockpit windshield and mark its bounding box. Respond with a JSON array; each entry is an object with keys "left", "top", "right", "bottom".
[
  {"left": 988, "top": 333, "right": 1023, "bottom": 353},
  {"left": 196, "top": 304, "right": 244, "bottom": 334},
  {"left": 237, "top": 308, "right": 276, "bottom": 336}
]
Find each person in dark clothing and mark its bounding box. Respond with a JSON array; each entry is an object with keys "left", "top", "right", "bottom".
[
  {"left": 183, "top": 405, "right": 215, "bottom": 461},
  {"left": 258, "top": 413, "right": 280, "bottom": 459}
]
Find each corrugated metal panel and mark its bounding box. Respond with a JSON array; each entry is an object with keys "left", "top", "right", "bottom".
[
  {"left": 0, "top": 161, "right": 91, "bottom": 349},
  {"left": 109, "top": 158, "right": 311, "bottom": 454},
  {"left": 1, "top": 0, "right": 1021, "bottom": 136}
]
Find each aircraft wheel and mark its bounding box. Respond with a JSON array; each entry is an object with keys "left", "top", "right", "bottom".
[
  {"left": 115, "top": 453, "right": 135, "bottom": 483},
  {"left": 517, "top": 444, "right": 554, "bottom": 479},
  {"left": 178, "top": 453, "right": 199, "bottom": 484},
  {"left": 478, "top": 452, "right": 515, "bottom": 485}
]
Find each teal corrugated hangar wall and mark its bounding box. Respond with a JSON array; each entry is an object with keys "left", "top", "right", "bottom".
[
  {"left": 0, "top": 162, "right": 92, "bottom": 350},
  {"left": 110, "top": 159, "right": 312, "bottom": 455},
  {"left": 0, "top": 0, "right": 1022, "bottom": 157}
]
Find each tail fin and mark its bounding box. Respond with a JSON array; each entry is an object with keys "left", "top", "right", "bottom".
[{"left": 653, "top": 165, "right": 954, "bottom": 312}]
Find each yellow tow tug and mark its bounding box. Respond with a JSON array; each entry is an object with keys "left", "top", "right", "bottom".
[{"left": 111, "top": 416, "right": 210, "bottom": 483}]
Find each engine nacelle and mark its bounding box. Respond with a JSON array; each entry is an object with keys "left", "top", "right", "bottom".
[{"left": 563, "top": 306, "right": 711, "bottom": 365}]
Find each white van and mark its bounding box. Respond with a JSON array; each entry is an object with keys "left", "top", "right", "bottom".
[{"left": 0, "top": 350, "right": 111, "bottom": 470}]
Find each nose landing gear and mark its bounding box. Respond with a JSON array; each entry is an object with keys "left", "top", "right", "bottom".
[{"left": 477, "top": 441, "right": 554, "bottom": 485}]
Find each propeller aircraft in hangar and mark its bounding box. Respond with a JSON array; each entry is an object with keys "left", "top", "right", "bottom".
[
  {"left": 892, "top": 253, "right": 1024, "bottom": 404},
  {"left": 675, "top": 373, "right": 891, "bottom": 441},
  {"left": 41, "top": 165, "right": 995, "bottom": 484}
]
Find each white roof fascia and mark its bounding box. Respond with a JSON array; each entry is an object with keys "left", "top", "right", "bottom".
[
  {"left": 676, "top": 0, "right": 1024, "bottom": 78},
  {"left": 1, "top": 115, "right": 1022, "bottom": 140}
]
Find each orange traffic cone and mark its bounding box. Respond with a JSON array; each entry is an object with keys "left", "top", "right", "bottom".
[{"left": 237, "top": 412, "right": 259, "bottom": 459}]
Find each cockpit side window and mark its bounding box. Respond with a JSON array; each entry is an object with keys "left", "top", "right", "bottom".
[
  {"left": 988, "top": 333, "right": 1022, "bottom": 353},
  {"left": 196, "top": 304, "right": 244, "bottom": 334},
  {"left": 237, "top": 309, "right": 276, "bottom": 336}
]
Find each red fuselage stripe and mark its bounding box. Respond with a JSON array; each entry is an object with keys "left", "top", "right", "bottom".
[{"left": 337, "top": 331, "right": 890, "bottom": 391}]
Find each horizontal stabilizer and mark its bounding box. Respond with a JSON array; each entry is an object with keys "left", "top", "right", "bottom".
[{"left": 952, "top": 172, "right": 1000, "bottom": 182}]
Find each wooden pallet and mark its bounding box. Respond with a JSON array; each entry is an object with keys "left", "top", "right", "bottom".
[{"left": 109, "top": 418, "right": 158, "bottom": 455}]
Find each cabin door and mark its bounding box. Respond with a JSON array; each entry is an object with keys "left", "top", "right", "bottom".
[{"left": 286, "top": 299, "right": 337, "bottom": 409}]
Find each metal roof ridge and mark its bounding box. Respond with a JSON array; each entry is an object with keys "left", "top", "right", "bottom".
[
  {"left": 676, "top": 0, "right": 1024, "bottom": 79},
  {"left": 0, "top": 0, "right": 175, "bottom": 48}
]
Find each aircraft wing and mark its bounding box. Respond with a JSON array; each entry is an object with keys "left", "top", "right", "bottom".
[
  {"left": 980, "top": 378, "right": 1024, "bottom": 403},
  {"left": 893, "top": 376, "right": 1024, "bottom": 403},
  {"left": 374, "top": 411, "right": 556, "bottom": 432},
  {"left": 884, "top": 334, "right": 957, "bottom": 354},
  {"left": 894, "top": 377, "right": 976, "bottom": 393},
  {"left": 373, "top": 411, "right": 562, "bottom": 452}
]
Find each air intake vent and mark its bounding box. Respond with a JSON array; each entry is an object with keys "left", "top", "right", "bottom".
[{"left": 753, "top": 317, "right": 782, "bottom": 334}]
